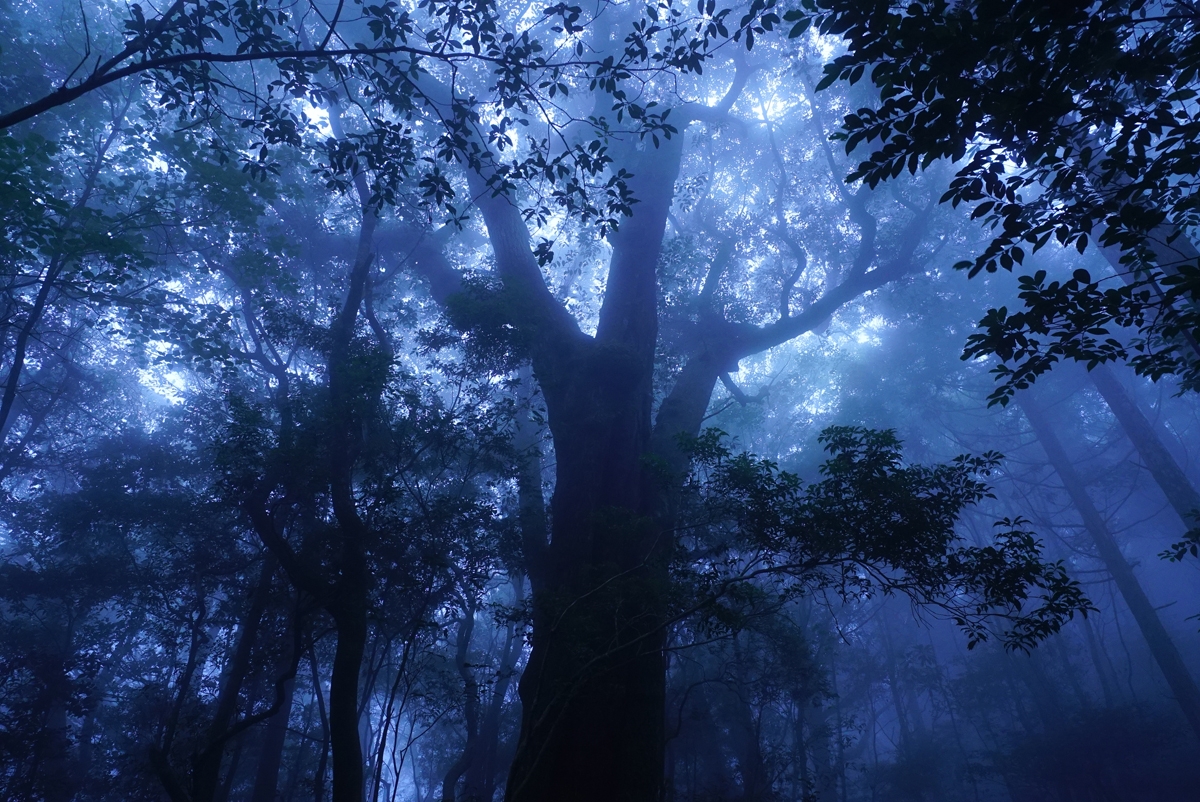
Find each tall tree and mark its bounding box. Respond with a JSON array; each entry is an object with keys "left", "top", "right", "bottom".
[
  {"left": 0, "top": 2, "right": 1114, "bottom": 800},
  {"left": 1017, "top": 392, "right": 1200, "bottom": 742}
]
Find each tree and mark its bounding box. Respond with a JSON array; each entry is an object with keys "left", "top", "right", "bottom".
[
  {"left": 1017, "top": 391, "right": 1200, "bottom": 742},
  {"left": 792, "top": 0, "right": 1200, "bottom": 400},
  {"left": 1, "top": 1, "right": 1102, "bottom": 800},
  {"left": 412, "top": 16, "right": 1085, "bottom": 798}
]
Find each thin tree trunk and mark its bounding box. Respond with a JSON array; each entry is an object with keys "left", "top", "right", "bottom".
[
  {"left": 252, "top": 671, "right": 297, "bottom": 802},
  {"left": 371, "top": 637, "right": 418, "bottom": 802},
  {"left": 464, "top": 578, "right": 524, "bottom": 802},
  {"left": 1089, "top": 364, "right": 1200, "bottom": 528},
  {"left": 1019, "top": 394, "right": 1200, "bottom": 743},
  {"left": 329, "top": 609, "right": 368, "bottom": 802},
  {"left": 442, "top": 606, "right": 479, "bottom": 802},
  {"left": 312, "top": 649, "right": 332, "bottom": 802},
  {"left": 42, "top": 655, "right": 73, "bottom": 802},
  {"left": 794, "top": 701, "right": 810, "bottom": 800},
  {"left": 879, "top": 612, "right": 914, "bottom": 757},
  {"left": 729, "top": 636, "right": 769, "bottom": 802},
  {"left": 194, "top": 558, "right": 277, "bottom": 802},
  {"left": 152, "top": 597, "right": 212, "bottom": 802},
  {"left": 828, "top": 645, "right": 848, "bottom": 802},
  {"left": 324, "top": 149, "right": 379, "bottom": 802},
  {"left": 283, "top": 696, "right": 316, "bottom": 802},
  {"left": 0, "top": 102, "right": 127, "bottom": 439},
  {"left": 1080, "top": 614, "right": 1121, "bottom": 707},
  {"left": 216, "top": 736, "right": 244, "bottom": 802}
]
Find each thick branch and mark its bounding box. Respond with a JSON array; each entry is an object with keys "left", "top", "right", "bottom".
[
  {"left": 384, "top": 225, "right": 464, "bottom": 306},
  {"left": 653, "top": 207, "right": 932, "bottom": 466},
  {"left": 1089, "top": 364, "right": 1200, "bottom": 527},
  {"left": 0, "top": 38, "right": 627, "bottom": 131},
  {"left": 739, "top": 205, "right": 930, "bottom": 358},
  {"left": 409, "top": 72, "right": 583, "bottom": 354},
  {"left": 739, "top": 256, "right": 911, "bottom": 358},
  {"left": 597, "top": 57, "right": 752, "bottom": 356},
  {"left": 597, "top": 132, "right": 685, "bottom": 357},
  {"left": 244, "top": 500, "right": 326, "bottom": 599},
  {"left": 698, "top": 239, "right": 734, "bottom": 313},
  {"left": 718, "top": 373, "right": 767, "bottom": 405}
]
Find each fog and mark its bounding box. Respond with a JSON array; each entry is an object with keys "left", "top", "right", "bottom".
[{"left": 2, "top": 1, "right": 1198, "bottom": 801}]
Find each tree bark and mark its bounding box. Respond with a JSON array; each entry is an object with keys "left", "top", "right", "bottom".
[
  {"left": 329, "top": 609, "right": 368, "bottom": 802},
  {"left": 312, "top": 648, "right": 332, "bottom": 802},
  {"left": 1019, "top": 394, "right": 1200, "bottom": 743},
  {"left": 411, "top": 60, "right": 931, "bottom": 798},
  {"left": 502, "top": 377, "right": 671, "bottom": 802},
  {"left": 324, "top": 158, "right": 378, "bottom": 802}
]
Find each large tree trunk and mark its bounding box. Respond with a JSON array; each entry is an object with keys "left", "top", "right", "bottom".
[
  {"left": 1019, "top": 394, "right": 1200, "bottom": 743},
  {"left": 503, "top": 378, "right": 669, "bottom": 802},
  {"left": 464, "top": 51, "right": 906, "bottom": 797},
  {"left": 503, "top": 137, "right": 682, "bottom": 802}
]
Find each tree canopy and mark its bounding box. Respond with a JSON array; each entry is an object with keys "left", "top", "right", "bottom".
[
  {"left": 3, "top": 1, "right": 1198, "bottom": 801},
  {"left": 794, "top": 0, "right": 1200, "bottom": 400}
]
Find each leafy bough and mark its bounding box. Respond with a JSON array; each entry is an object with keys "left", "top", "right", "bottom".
[{"left": 673, "top": 426, "right": 1092, "bottom": 651}]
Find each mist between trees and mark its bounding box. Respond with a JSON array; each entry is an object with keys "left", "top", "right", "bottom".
[{"left": 2, "top": 1, "right": 1199, "bottom": 801}]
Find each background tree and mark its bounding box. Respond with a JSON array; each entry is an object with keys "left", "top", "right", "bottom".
[{"left": 792, "top": 0, "right": 1200, "bottom": 400}]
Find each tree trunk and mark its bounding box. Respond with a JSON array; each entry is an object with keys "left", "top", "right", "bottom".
[
  {"left": 42, "top": 677, "right": 72, "bottom": 802},
  {"left": 216, "top": 735, "right": 244, "bottom": 802},
  {"left": 500, "top": 134, "right": 683, "bottom": 802},
  {"left": 325, "top": 166, "right": 378, "bottom": 802},
  {"left": 194, "top": 557, "right": 276, "bottom": 802},
  {"left": 793, "top": 702, "right": 810, "bottom": 800},
  {"left": 1019, "top": 394, "right": 1200, "bottom": 743},
  {"left": 281, "top": 694, "right": 316, "bottom": 802},
  {"left": 729, "top": 637, "right": 769, "bottom": 802},
  {"left": 501, "top": 352, "right": 669, "bottom": 802},
  {"left": 1088, "top": 363, "right": 1200, "bottom": 528},
  {"left": 1080, "top": 614, "right": 1121, "bottom": 708},
  {"left": 312, "top": 648, "right": 332, "bottom": 802},
  {"left": 329, "top": 605, "right": 368, "bottom": 802},
  {"left": 463, "top": 579, "right": 524, "bottom": 802},
  {"left": 252, "top": 671, "right": 297, "bottom": 802},
  {"left": 502, "top": 416, "right": 669, "bottom": 802},
  {"left": 442, "top": 607, "right": 479, "bottom": 802}
]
